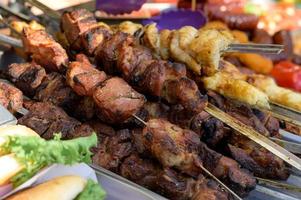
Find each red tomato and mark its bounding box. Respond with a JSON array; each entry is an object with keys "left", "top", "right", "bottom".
[{"left": 271, "top": 61, "right": 301, "bottom": 92}]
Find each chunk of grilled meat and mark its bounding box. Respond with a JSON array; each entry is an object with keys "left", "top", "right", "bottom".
[
  {"left": 61, "top": 10, "right": 208, "bottom": 115},
  {"left": 61, "top": 9, "right": 111, "bottom": 55},
  {"left": 228, "top": 134, "right": 289, "bottom": 180},
  {"left": 142, "top": 119, "right": 256, "bottom": 196},
  {"left": 92, "top": 129, "right": 133, "bottom": 172},
  {"left": 7, "top": 62, "right": 46, "bottom": 97},
  {"left": 93, "top": 77, "right": 146, "bottom": 124},
  {"left": 115, "top": 38, "right": 208, "bottom": 114},
  {"left": 121, "top": 154, "right": 230, "bottom": 200},
  {"left": 67, "top": 56, "right": 107, "bottom": 96},
  {"left": 22, "top": 28, "right": 68, "bottom": 72},
  {"left": 95, "top": 31, "right": 132, "bottom": 75},
  {"left": 0, "top": 81, "right": 23, "bottom": 113},
  {"left": 18, "top": 101, "right": 93, "bottom": 139},
  {"left": 34, "top": 72, "right": 80, "bottom": 114}
]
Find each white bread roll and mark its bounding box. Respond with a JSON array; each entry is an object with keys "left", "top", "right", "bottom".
[
  {"left": 0, "top": 154, "right": 23, "bottom": 186},
  {"left": 0, "top": 125, "right": 39, "bottom": 186},
  {"left": 0, "top": 125, "right": 39, "bottom": 149},
  {"left": 7, "top": 176, "right": 87, "bottom": 200}
]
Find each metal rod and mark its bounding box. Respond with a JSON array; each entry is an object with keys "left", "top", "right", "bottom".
[
  {"left": 0, "top": 33, "right": 23, "bottom": 48},
  {"left": 24, "top": 0, "right": 61, "bottom": 19},
  {"left": 199, "top": 165, "right": 242, "bottom": 200},
  {"left": 0, "top": 3, "right": 31, "bottom": 21},
  {"left": 226, "top": 43, "right": 284, "bottom": 54}
]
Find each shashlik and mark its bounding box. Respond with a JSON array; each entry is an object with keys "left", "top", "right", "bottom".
[{"left": 0, "top": 9, "right": 298, "bottom": 199}]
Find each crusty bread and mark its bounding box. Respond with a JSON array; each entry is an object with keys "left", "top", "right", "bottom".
[{"left": 7, "top": 176, "right": 87, "bottom": 200}]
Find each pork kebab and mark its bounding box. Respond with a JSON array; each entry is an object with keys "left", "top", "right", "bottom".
[
  {"left": 60, "top": 8, "right": 295, "bottom": 175},
  {"left": 1, "top": 69, "right": 255, "bottom": 199},
  {"left": 0, "top": 8, "right": 296, "bottom": 198}
]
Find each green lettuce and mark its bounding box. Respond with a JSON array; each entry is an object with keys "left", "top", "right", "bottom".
[
  {"left": 2, "top": 133, "right": 97, "bottom": 187},
  {"left": 75, "top": 179, "right": 106, "bottom": 200}
]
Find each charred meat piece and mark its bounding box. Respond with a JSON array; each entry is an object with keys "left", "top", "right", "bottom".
[
  {"left": 61, "top": 9, "right": 98, "bottom": 46},
  {"left": 0, "top": 81, "right": 23, "bottom": 113},
  {"left": 228, "top": 134, "right": 289, "bottom": 180},
  {"left": 22, "top": 28, "right": 68, "bottom": 72},
  {"left": 93, "top": 77, "right": 145, "bottom": 124},
  {"left": 18, "top": 102, "right": 81, "bottom": 139},
  {"left": 61, "top": 9, "right": 112, "bottom": 55},
  {"left": 93, "top": 129, "right": 133, "bottom": 172},
  {"left": 138, "top": 60, "right": 186, "bottom": 97},
  {"left": 34, "top": 72, "right": 79, "bottom": 113},
  {"left": 142, "top": 119, "right": 256, "bottom": 196},
  {"left": 95, "top": 32, "right": 132, "bottom": 75},
  {"left": 121, "top": 154, "right": 230, "bottom": 200},
  {"left": 67, "top": 58, "right": 107, "bottom": 96},
  {"left": 80, "top": 26, "right": 111, "bottom": 55},
  {"left": 117, "top": 42, "right": 153, "bottom": 80},
  {"left": 191, "top": 111, "right": 230, "bottom": 147},
  {"left": 7, "top": 62, "right": 46, "bottom": 97},
  {"left": 208, "top": 91, "right": 272, "bottom": 137},
  {"left": 163, "top": 77, "right": 208, "bottom": 114}
]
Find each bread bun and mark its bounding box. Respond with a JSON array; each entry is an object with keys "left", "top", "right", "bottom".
[
  {"left": 0, "top": 125, "right": 39, "bottom": 150},
  {"left": 7, "top": 176, "right": 87, "bottom": 200},
  {"left": 0, "top": 125, "right": 39, "bottom": 186},
  {"left": 0, "top": 154, "right": 23, "bottom": 186}
]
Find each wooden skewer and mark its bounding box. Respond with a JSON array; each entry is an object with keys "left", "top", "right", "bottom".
[{"left": 191, "top": 0, "right": 197, "bottom": 11}]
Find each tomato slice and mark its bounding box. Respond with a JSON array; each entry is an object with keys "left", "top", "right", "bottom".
[{"left": 271, "top": 61, "right": 301, "bottom": 92}]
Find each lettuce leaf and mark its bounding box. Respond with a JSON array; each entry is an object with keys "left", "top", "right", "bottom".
[
  {"left": 75, "top": 179, "right": 106, "bottom": 200},
  {"left": 2, "top": 133, "right": 97, "bottom": 187}
]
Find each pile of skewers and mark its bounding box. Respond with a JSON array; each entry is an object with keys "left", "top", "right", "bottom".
[{"left": 1, "top": 5, "right": 301, "bottom": 200}]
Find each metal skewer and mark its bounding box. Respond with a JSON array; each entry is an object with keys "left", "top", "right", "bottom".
[
  {"left": 0, "top": 3, "right": 31, "bottom": 22},
  {"left": 24, "top": 0, "right": 61, "bottom": 20},
  {"left": 226, "top": 43, "right": 284, "bottom": 54}
]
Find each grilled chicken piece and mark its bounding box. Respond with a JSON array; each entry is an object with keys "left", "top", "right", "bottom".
[
  {"left": 189, "top": 29, "right": 234, "bottom": 75},
  {"left": 248, "top": 74, "right": 301, "bottom": 112},
  {"left": 7, "top": 62, "right": 46, "bottom": 97},
  {"left": 67, "top": 57, "right": 107, "bottom": 96},
  {"left": 22, "top": 28, "right": 68, "bottom": 72},
  {"left": 93, "top": 77, "right": 145, "bottom": 124},
  {"left": 93, "top": 129, "right": 133, "bottom": 172},
  {"left": 142, "top": 119, "right": 256, "bottom": 196},
  {"left": 118, "top": 21, "right": 143, "bottom": 35},
  {"left": 170, "top": 27, "right": 201, "bottom": 75},
  {"left": 142, "top": 23, "right": 160, "bottom": 56},
  {"left": 121, "top": 154, "right": 230, "bottom": 200},
  {"left": 159, "top": 29, "right": 172, "bottom": 60},
  {"left": 202, "top": 71, "right": 270, "bottom": 109},
  {"left": 0, "top": 81, "right": 23, "bottom": 113}
]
